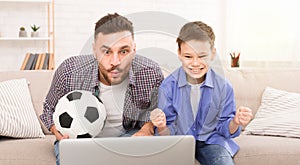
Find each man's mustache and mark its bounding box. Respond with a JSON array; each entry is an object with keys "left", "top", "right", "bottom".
[{"left": 107, "top": 65, "right": 121, "bottom": 72}]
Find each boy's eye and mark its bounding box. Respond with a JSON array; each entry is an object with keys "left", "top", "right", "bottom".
[
  {"left": 199, "top": 55, "right": 208, "bottom": 59},
  {"left": 184, "top": 56, "right": 192, "bottom": 59}
]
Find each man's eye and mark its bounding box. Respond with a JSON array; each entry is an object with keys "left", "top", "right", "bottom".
[
  {"left": 185, "top": 56, "right": 192, "bottom": 58},
  {"left": 103, "top": 50, "right": 110, "bottom": 55},
  {"left": 120, "top": 49, "right": 129, "bottom": 54}
]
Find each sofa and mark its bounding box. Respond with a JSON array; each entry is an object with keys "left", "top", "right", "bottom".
[
  {"left": 225, "top": 68, "right": 300, "bottom": 165},
  {"left": 0, "top": 68, "right": 300, "bottom": 165},
  {"left": 0, "top": 71, "right": 56, "bottom": 165}
]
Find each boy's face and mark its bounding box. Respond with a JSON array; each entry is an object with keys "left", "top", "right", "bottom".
[
  {"left": 93, "top": 31, "right": 136, "bottom": 85},
  {"left": 178, "top": 40, "right": 215, "bottom": 84}
]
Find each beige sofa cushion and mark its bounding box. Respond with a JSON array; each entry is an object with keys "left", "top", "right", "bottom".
[
  {"left": 235, "top": 134, "right": 300, "bottom": 165},
  {"left": 0, "top": 135, "right": 56, "bottom": 165}
]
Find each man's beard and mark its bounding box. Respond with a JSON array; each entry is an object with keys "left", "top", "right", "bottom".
[{"left": 100, "top": 66, "right": 124, "bottom": 85}]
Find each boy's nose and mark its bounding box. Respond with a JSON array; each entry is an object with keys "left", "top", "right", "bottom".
[{"left": 192, "top": 58, "right": 201, "bottom": 66}]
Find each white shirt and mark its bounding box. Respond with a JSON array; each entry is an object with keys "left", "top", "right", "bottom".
[
  {"left": 189, "top": 82, "right": 203, "bottom": 120},
  {"left": 96, "top": 77, "right": 129, "bottom": 137}
]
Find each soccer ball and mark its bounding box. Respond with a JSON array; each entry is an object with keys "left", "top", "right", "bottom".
[{"left": 53, "top": 90, "right": 106, "bottom": 139}]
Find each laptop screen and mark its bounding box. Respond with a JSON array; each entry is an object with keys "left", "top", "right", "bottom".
[{"left": 60, "top": 135, "right": 195, "bottom": 165}]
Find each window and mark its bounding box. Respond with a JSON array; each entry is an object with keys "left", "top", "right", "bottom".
[{"left": 224, "top": 0, "right": 300, "bottom": 67}]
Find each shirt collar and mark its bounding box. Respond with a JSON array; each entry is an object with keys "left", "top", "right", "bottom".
[
  {"left": 178, "top": 67, "right": 214, "bottom": 88},
  {"left": 92, "top": 58, "right": 100, "bottom": 88},
  {"left": 129, "top": 65, "right": 136, "bottom": 86}
]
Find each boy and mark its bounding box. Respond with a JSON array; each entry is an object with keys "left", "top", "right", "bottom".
[{"left": 151, "top": 21, "right": 252, "bottom": 165}]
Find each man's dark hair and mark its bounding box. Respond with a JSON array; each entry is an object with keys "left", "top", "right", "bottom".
[
  {"left": 94, "top": 13, "right": 134, "bottom": 39},
  {"left": 176, "top": 21, "right": 215, "bottom": 51}
]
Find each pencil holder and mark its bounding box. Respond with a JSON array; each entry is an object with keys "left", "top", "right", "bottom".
[{"left": 230, "top": 52, "right": 240, "bottom": 67}]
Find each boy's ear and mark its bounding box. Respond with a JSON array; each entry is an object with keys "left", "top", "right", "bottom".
[
  {"left": 211, "top": 47, "right": 216, "bottom": 60},
  {"left": 177, "top": 49, "right": 182, "bottom": 62}
]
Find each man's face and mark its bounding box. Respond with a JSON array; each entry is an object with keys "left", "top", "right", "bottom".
[
  {"left": 93, "top": 31, "right": 136, "bottom": 85},
  {"left": 178, "top": 40, "right": 215, "bottom": 84}
]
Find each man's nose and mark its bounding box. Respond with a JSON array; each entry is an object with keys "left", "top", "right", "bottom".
[{"left": 111, "top": 53, "right": 121, "bottom": 66}]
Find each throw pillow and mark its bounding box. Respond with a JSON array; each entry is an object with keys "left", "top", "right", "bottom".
[
  {"left": 0, "top": 78, "right": 45, "bottom": 138},
  {"left": 244, "top": 87, "right": 300, "bottom": 138}
]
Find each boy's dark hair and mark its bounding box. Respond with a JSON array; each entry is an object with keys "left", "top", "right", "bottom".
[
  {"left": 94, "top": 13, "right": 134, "bottom": 39},
  {"left": 176, "top": 21, "right": 215, "bottom": 50}
]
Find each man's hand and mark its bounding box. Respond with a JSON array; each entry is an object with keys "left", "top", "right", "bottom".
[
  {"left": 150, "top": 108, "right": 166, "bottom": 128},
  {"left": 233, "top": 106, "right": 253, "bottom": 127},
  {"left": 50, "top": 125, "right": 69, "bottom": 141},
  {"left": 132, "top": 122, "right": 154, "bottom": 136}
]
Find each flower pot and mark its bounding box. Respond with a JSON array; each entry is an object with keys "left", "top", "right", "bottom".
[
  {"left": 31, "top": 31, "right": 39, "bottom": 37},
  {"left": 19, "top": 31, "right": 27, "bottom": 37}
]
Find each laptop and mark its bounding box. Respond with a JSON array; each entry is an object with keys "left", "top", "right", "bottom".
[{"left": 60, "top": 135, "right": 195, "bottom": 165}]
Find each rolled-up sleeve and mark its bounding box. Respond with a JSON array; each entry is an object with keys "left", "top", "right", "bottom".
[
  {"left": 157, "top": 83, "right": 177, "bottom": 135},
  {"left": 39, "top": 63, "right": 67, "bottom": 130},
  {"left": 216, "top": 83, "right": 241, "bottom": 138}
]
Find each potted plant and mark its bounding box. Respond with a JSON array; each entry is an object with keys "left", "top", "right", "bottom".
[
  {"left": 31, "top": 24, "right": 40, "bottom": 37},
  {"left": 19, "top": 27, "right": 27, "bottom": 37}
]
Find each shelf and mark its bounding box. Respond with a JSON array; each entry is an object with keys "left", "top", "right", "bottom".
[
  {"left": 0, "top": 37, "right": 50, "bottom": 41},
  {"left": 0, "top": 0, "right": 54, "bottom": 70},
  {"left": 0, "top": 0, "right": 51, "bottom": 3}
]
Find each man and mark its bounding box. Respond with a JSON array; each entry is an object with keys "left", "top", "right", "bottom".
[{"left": 40, "top": 13, "right": 164, "bottom": 165}]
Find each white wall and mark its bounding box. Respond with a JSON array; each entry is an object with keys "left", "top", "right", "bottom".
[
  {"left": 2, "top": 0, "right": 299, "bottom": 70},
  {"left": 0, "top": 0, "right": 224, "bottom": 70},
  {"left": 54, "top": 0, "right": 225, "bottom": 71}
]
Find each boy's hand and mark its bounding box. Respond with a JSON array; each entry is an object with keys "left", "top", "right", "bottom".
[
  {"left": 150, "top": 108, "right": 166, "bottom": 128},
  {"left": 233, "top": 106, "right": 253, "bottom": 126}
]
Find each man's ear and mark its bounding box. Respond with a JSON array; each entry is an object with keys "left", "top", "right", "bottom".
[
  {"left": 132, "top": 42, "right": 137, "bottom": 56},
  {"left": 92, "top": 42, "right": 96, "bottom": 58}
]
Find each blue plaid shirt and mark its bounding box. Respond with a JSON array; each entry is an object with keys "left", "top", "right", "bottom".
[
  {"left": 40, "top": 54, "right": 164, "bottom": 131},
  {"left": 158, "top": 67, "right": 241, "bottom": 156}
]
